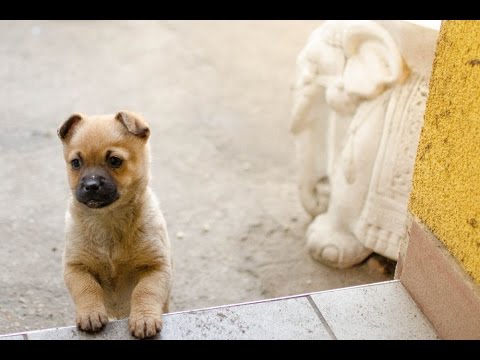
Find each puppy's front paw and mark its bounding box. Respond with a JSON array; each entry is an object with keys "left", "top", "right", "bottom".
[
  {"left": 76, "top": 310, "right": 109, "bottom": 332},
  {"left": 129, "top": 314, "right": 163, "bottom": 339}
]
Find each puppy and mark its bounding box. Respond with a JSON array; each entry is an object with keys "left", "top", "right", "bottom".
[{"left": 57, "top": 111, "right": 172, "bottom": 339}]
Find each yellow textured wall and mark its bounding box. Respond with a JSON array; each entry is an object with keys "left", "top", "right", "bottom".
[{"left": 410, "top": 20, "right": 480, "bottom": 283}]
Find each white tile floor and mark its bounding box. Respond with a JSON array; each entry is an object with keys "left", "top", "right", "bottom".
[
  {"left": 0, "top": 280, "right": 439, "bottom": 340},
  {"left": 0, "top": 335, "right": 25, "bottom": 340},
  {"left": 310, "top": 281, "right": 439, "bottom": 339}
]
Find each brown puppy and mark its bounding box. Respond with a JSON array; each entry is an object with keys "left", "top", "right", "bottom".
[{"left": 57, "top": 111, "right": 172, "bottom": 339}]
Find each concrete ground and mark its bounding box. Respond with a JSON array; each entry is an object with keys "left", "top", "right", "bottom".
[{"left": 0, "top": 20, "right": 393, "bottom": 335}]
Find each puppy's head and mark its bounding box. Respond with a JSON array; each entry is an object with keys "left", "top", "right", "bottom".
[{"left": 58, "top": 111, "right": 151, "bottom": 209}]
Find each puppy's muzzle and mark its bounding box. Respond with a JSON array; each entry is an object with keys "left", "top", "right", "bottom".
[
  {"left": 76, "top": 172, "right": 119, "bottom": 209},
  {"left": 84, "top": 176, "right": 104, "bottom": 192}
]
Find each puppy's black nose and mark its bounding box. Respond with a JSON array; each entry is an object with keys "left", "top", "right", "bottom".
[{"left": 83, "top": 176, "right": 105, "bottom": 192}]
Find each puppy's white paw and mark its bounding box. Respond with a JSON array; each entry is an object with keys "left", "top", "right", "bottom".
[
  {"left": 129, "top": 315, "right": 163, "bottom": 339},
  {"left": 76, "top": 310, "right": 109, "bottom": 332}
]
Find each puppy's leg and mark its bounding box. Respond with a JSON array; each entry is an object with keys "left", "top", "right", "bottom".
[
  {"left": 162, "top": 300, "right": 169, "bottom": 314},
  {"left": 129, "top": 266, "right": 171, "bottom": 339},
  {"left": 64, "top": 264, "right": 109, "bottom": 332}
]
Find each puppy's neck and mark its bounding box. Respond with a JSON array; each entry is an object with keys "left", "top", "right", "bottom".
[{"left": 70, "top": 186, "right": 149, "bottom": 242}]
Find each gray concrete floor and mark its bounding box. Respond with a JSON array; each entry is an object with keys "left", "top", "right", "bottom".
[{"left": 0, "top": 20, "right": 392, "bottom": 335}]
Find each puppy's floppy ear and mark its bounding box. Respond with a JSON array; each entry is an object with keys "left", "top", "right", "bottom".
[
  {"left": 115, "top": 111, "right": 150, "bottom": 140},
  {"left": 58, "top": 113, "right": 84, "bottom": 142}
]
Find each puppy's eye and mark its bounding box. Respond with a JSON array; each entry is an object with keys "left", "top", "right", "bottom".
[
  {"left": 108, "top": 156, "right": 123, "bottom": 168},
  {"left": 71, "top": 158, "right": 81, "bottom": 170}
]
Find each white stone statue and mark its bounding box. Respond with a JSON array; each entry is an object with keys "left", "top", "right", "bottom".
[{"left": 290, "top": 20, "right": 438, "bottom": 268}]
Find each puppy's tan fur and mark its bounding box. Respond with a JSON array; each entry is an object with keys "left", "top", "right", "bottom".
[{"left": 58, "top": 111, "right": 172, "bottom": 339}]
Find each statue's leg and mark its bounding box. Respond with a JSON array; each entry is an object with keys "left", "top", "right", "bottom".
[
  {"left": 306, "top": 98, "right": 387, "bottom": 268},
  {"left": 307, "top": 214, "right": 372, "bottom": 269}
]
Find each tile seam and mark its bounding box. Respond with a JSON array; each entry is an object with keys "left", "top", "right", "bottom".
[{"left": 306, "top": 295, "right": 337, "bottom": 340}]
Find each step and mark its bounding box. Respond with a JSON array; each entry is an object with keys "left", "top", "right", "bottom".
[{"left": 0, "top": 280, "right": 438, "bottom": 340}]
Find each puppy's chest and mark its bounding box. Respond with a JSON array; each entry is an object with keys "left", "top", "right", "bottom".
[{"left": 91, "top": 243, "right": 142, "bottom": 290}]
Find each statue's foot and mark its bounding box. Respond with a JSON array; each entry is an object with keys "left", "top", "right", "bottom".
[{"left": 307, "top": 215, "right": 372, "bottom": 269}]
